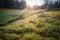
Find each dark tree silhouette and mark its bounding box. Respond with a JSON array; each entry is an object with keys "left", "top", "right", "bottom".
[
  {"left": 54, "top": 0, "right": 60, "bottom": 8},
  {"left": 44, "top": 0, "right": 60, "bottom": 9},
  {"left": 0, "top": 0, "right": 26, "bottom": 9}
]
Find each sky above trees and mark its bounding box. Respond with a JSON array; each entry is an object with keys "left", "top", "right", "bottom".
[
  {"left": 25, "top": 0, "right": 57, "bottom": 6},
  {"left": 25, "top": 0, "right": 44, "bottom": 6}
]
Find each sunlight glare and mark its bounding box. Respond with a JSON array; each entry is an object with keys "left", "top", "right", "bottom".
[
  {"left": 25, "top": 0, "right": 44, "bottom": 6},
  {"left": 28, "top": 4, "right": 34, "bottom": 7}
]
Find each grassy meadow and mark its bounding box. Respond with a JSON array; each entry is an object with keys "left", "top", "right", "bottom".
[{"left": 0, "top": 10, "right": 60, "bottom": 40}]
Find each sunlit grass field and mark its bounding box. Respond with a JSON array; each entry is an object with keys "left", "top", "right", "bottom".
[{"left": 0, "top": 10, "right": 60, "bottom": 40}]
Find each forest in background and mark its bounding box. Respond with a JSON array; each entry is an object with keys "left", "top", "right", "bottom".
[{"left": 0, "top": 0, "right": 26, "bottom": 9}]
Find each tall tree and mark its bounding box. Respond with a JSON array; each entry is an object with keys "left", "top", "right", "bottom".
[{"left": 0, "top": 0, "right": 27, "bottom": 9}]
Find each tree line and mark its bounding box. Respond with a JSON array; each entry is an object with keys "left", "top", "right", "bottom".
[
  {"left": 54, "top": 0, "right": 60, "bottom": 8},
  {"left": 0, "top": 0, "right": 26, "bottom": 9},
  {"left": 41, "top": 0, "right": 60, "bottom": 9}
]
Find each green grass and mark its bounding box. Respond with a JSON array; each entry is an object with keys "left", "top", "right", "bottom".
[
  {"left": 0, "top": 10, "right": 60, "bottom": 40},
  {"left": 0, "top": 10, "right": 22, "bottom": 25}
]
